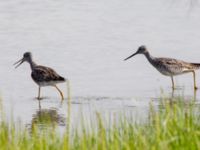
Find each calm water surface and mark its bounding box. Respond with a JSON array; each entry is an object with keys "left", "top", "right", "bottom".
[{"left": 0, "top": 0, "right": 200, "bottom": 129}]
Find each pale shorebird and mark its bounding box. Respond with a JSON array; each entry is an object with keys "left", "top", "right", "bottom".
[
  {"left": 14, "top": 52, "right": 66, "bottom": 100},
  {"left": 124, "top": 45, "right": 200, "bottom": 90}
]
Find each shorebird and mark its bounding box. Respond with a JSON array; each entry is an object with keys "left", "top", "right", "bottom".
[
  {"left": 14, "top": 52, "right": 66, "bottom": 100},
  {"left": 124, "top": 45, "right": 200, "bottom": 90}
]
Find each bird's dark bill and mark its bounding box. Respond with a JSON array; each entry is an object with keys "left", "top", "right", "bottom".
[
  {"left": 13, "top": 58, "right": 24, "bottom": 68},
  {"left": 124, "top": 52, "right": 137, "bottom": 61}
]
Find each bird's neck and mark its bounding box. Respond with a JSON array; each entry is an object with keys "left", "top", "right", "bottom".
[
  {"left": 28, "top": 59, "right": 37, "bottom": 71},
  {"left": 144, "top": 51, "right": 155, "bottom": 64}
]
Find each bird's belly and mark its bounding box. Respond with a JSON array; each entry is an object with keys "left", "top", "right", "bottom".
[
  {"left": 157, "top": 69, "right": 172, "bottom": 76},
  {"left": 33, "top": 80, "right": 65, "bottom": 87},
  {"left": 155, "top": 66, "right": 185, "bottom": 76},
  {"left": 31, "top": 75, "right": 65, "bottom": 87}
]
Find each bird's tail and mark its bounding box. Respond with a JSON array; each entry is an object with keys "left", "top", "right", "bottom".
[
  {"left": 59, "top": 76, "right": 66, "bottom": 81},
  {"left": 191, "top": 63, "right": 200, "bottom": 69}
]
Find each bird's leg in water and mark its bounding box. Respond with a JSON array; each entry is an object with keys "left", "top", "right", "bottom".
[
  {"left": 171, "top": 76, "right": 175, "bottom": 90},
  {"left": 192, "top": 71, "right": 198, "bottom": 90},
  {"left": 54, "top": 85, "right": 64, "bottom": 100},
  {"left": 37, "top": 86, "right": 42, "bottom": 100}
]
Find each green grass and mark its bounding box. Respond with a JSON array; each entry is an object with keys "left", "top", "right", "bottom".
[{"left": 0, "top": 97, "right": 200, "bottom": 150}]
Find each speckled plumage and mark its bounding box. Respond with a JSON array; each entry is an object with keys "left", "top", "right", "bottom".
[
  {"left": 14, "top": 52, "right": 66, "bottom": 100},
  {"left": 124, "top": 45, "right": 200, "bottom": 89},
  {"left": 149, "top": 57, "right": 200, "bottom": 76},
  {"left": 31, "top": 65, "right": 65, "bottom": 86}
]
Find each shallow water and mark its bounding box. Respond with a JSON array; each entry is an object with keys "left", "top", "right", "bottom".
[{"left": 0, "top": 0, "right": 200, "bottom": 129}]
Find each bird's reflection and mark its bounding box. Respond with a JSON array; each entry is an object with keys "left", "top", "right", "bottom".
[
  {"left": 28, "top": 100, "right": 66, "bottom": 133},
  {"left": 157, "top": 88, "right": 197, "bottom": 109},
  {"left": 170, "top": 88, "right": 196, "bottom": 102}
]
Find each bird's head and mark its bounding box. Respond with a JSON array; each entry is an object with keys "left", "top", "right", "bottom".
[
  {"left": 14, "top": 52, "right": 32, "bottom": 68},
  {"left": 124, "top": 45, "right": 148, "bottom": 61}
]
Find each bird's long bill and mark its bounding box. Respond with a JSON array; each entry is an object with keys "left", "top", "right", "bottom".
[
  {"left": 13, "top": 58, "right": 24, "bottom": 68},
  {"left": 124, "top": 52, "right": 138, "bottom": 61}
]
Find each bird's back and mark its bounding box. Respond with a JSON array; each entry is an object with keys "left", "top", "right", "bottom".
[
  {"left": 31, "top": 65, "right": 65, "bottom": 86},
  {"left": 150, "top": 57, "right": 200, "bottom": 76}
]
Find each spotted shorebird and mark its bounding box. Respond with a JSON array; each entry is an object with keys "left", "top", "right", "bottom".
[
  {"left": 124, "top": 45, "right": 200, "bottom": 90},
  {"left": 14, "top": 52, "right": 66, "bottom": 100}
]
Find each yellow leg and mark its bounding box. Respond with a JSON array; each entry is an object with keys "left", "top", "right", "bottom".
[
  {"left": 192, "top": 71, "right": 198, "bottom": 90},
  {"left": 171, "top": 76, "right": 175, "bottom": 90},
  {"left": 54, "top": 85, "right": 64, "bottom": 100},
  {"left": 194, "top": 89, "right": 197, "bottom": 101},
  {"left": 37, "top": 86, "right": 41, "bottom": 100}
]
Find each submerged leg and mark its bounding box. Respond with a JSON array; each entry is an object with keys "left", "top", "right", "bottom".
[
  {"left": 54, "top": 85, "right": 64, "bottom": 100},
  {"left": 38, "top": 99, "right": 41, "bottom": 110},
  {"left": 37, "top": 86, "right": 41, "bottom": 100},
  {"left": 171, "top": 76, "right": 175, "bottom": 89},
  {"left": 192, "top": 71, "right": 198, "bottom": 90}
]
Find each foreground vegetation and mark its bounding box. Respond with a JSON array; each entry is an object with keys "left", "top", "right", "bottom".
[{"left": 0, "top": 97, "right": 200, "bottom": 150}]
